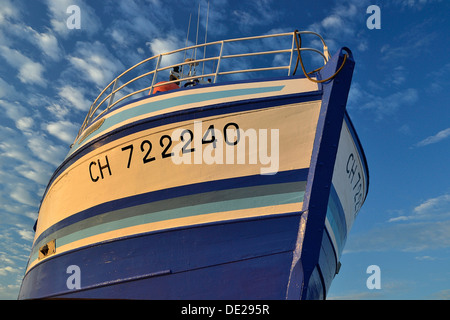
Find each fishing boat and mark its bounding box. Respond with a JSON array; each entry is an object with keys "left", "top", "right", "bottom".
[{"left": 19, "top": 30, "right": 368, "bottom": 300}]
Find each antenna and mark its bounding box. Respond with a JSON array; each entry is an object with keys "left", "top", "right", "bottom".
[
  {"left": 182, "top": 2, "right": 212, "bottom": 81},
  {"left": 182, "top": 13, "right": 192, "bottom": 76},
  {"left": 193, "top": 2, "right": 201, "bottom": 65},
  {"left": 202, "top": 1, "right": 210, "bottom": 77}
]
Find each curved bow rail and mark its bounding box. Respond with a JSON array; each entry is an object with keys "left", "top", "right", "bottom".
[{"left": 75, "top": 31, "right": 330, "bottom": 143}]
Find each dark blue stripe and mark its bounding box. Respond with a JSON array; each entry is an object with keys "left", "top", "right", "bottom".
[{"left": 34, "top": 168, "right": 309, "bottom": 249}]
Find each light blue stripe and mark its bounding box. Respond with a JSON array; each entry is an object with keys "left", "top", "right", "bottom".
[
  {"left": 325, "top": 185, "right": 347, "bottom": 258},
  {"left": 71, "top": 85, "right": 285, "bottom": 154},
  {"left": 30, "top": 190, "right": 303, "bottom": 262},
  {"left": 59, "top": 190, "right": 303, "bottom": 246}
]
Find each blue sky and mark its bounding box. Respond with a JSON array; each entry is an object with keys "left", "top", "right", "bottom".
[{"left": 0, "top": 0, "right": 449, "bottom": 300}]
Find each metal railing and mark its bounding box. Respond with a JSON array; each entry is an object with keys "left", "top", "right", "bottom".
[{"left": 75, "top": 31, "right": 330, "bottom": 142}]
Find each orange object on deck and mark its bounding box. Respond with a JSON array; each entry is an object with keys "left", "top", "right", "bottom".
[{"left": 151, "top": 81, "right": 179, "bottom": 94}]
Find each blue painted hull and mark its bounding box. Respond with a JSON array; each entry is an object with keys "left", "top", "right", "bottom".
[
  {"left": 20, "top": 214, "right": 301, "bottom": 299},
  {"left": 19, "top": 212, "right": 342, "bottom": 299}
]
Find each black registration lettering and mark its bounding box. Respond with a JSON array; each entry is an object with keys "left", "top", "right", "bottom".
[
  {"left": 160, "top": 135, "right": 174, "bottom": 158},
  {"left": 180, "top": 129, "right": 195, "bottom": 154},
  {"left": 140, "top": 140, "right": 156, "bottom": 164}
]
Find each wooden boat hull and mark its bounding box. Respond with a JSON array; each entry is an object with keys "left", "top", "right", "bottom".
[{"left": 19, "top": 48, "right": 368, "bottom": 300}]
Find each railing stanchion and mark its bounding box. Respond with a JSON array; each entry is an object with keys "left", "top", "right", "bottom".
[
  {"left": 149, "top": 54, "right": 162, "bottom": 95},
  {"left": 214, "top": 41, "right": 224, "bottom": 84},
  {"left": 107, "top": 79, "right": 119, "bottom": 109}
]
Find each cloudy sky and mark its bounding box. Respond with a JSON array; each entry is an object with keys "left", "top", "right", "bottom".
[{"left": 0, "top": 0, "right": 449, "bottom": 299}]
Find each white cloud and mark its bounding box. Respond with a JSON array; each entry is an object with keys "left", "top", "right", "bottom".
[
  {"left": 46, "top": 120, "right": 79, "bottom": 145},
  {"left": 231, "top": 0, "right": 278, "bottom": 31},
  {"left": 308, "top": 0, "right": 370, "bottom": 43},
  {"left": 398, "top": 124, "right": 412, "bottom": 135},
  {"left": 30, "top": 28, "right": 61, "bottom": 61},
  {"left": 106, "top": 0, "right": 165, "bottom": 55},
  {"left": 15, "top": 161, "right": 53, "bottom": 186},
  {"left": 16, "top": 229, "right": 34, "bottom": 242},
  {"left": 414, "top": 194, "right": 450, "bottom": 215},
  {"left": 0, "top": 125, "right": 54, "bottom": 187},
  {"left": 146, "top": 35, "right": 184, "bottom": 67},
  {"left": 380, "top": 20, "right": 436, "bottom": 63},
  {"left": 46, "top": 103, "right": 70, "bottom": 120},
  {"left": 68, "top": 41, "right": 124, "bottom": 87},
  {"left": 0, "top": 99, "right": 29, "bottom": 124},
  {"left": 15, "top": 117, "right": 34, "bottom": 132},
  {"left": 351, "top": 191, "right": 450, "bottom": 253},
  {"left": 0, "top": 128, "right": 29, "bottom": 163},
  {"left": 0, "top": 223, "right": 31, "bottom": 299},
  {"left": 147, "top": 36, "right": 180, "bottom": 55},
  {"left": 390, "top": 66, "right": 407, "bottom": 86},
  {"left": 116, "top": 0, "right": 159, "bottom": 37},
  {"left": 357, "top": 40, "right": 369, "bottom": 52},
  {"left": 387, "top": 216, "right": 410, "bottom": 223},
  {"left": 345, "top": 220, "right": 450, "bottom": 253},
  {"left": 388, "top": 193, "right": 450, "bottom": 223},
  {"left": 321, "top": 15, "right": 345, "bottom": 30},
  {"left": 0, "top": 9, "right": 62, "bottom": 61},
  {"left": 70, "top": 57, "right": 105, "bottom": 85},
  {"left": 19, "top": 61, "right": 45, "bottom": 86},
  {"left": 355, "top": 87, "right": 419, "bottom": 120},
  {"left": 414, "top": 255, "right": 436, "bottom": 261},
  {"left": 426, "top": 63, "right": 450, "bottom": 94},
  {"left": 428, "top": 289, "right": 450, "bottom": 300},
  {"left": 334, "top": 2, "right": 359, "bottom": 18},
  {"left": 27, "top": 135, "right": 67, "bottom": 167},
  {"left": 416, "top": 128, "right": 450, "bottom": 147},
  {"left": 10, "top": 184, "right": 38, "bottom": 207},
  {"left": 395, "top": 0, "right": 443, "bottom": 9},
  {"left": 111, "top": 29, "right": 127, "bottom": 46},
  {"left": 0, "top": 266, "right": 19, "bottom": 276},
  {"left": 0, "top": 0, "right": 20, "bottom": 24},
  {"left": 0, "top": 45, "right": 46, "bottom": 86},
  {"left": 58, "top": 85, "right": 91, "bottom": 112},
  {"left": 0, "top": 76, "right": 18, "bottom": 99},
  {"left": 4, "top": 23, "right": 61, "bottom": 61}
]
